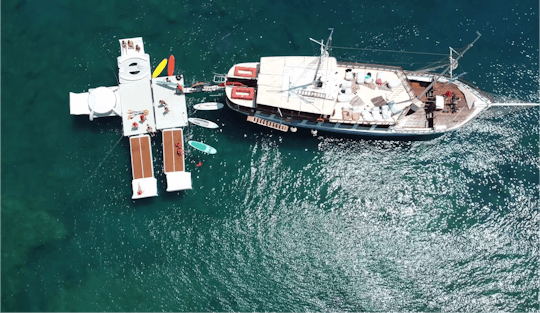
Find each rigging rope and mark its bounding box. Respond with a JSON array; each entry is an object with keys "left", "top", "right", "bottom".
[
  {"left": 66, "top": 135, "right": 124, "bottom": 207},
  {"left": 331, "top": 46, "right": 447, "bottom": 56}
]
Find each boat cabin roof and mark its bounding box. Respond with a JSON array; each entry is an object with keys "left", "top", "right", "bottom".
[{"left": 256, "top": 56, "right": 413, "bottom": 116}]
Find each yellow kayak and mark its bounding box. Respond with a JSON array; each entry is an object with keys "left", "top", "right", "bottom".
[{"left": 152, "top": 59, "right": 167, "bottom": 78}]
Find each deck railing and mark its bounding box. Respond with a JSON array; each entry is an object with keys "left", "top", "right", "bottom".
[
  {"left": 404, "top": 70, "right": 494, "bottom": 103},
  {"left": 337, "top": 61, "right": 416, "bottom": 100}
]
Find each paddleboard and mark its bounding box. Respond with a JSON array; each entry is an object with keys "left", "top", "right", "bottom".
[
  {"left": 167, "top": 55, "right": 175, "bottom": 76},
  {"left": 188, "top": 118, "right": 219, "bottom": 129},
  {"left": 193, "top": 102, "right": 224, "bottom": 111},
  {"left": 152, "top": 58, "right": 167, "bottom": 78},
  {"left": 188, "top": 141, "right": 217, "bottom": 154},
  {"left": 156, "top": 80, "right": 177, "bottom": 88}
]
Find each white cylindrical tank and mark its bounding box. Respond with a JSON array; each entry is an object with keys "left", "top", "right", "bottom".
[{"left": 388, "top": 79, "right": 401, "bottom": 89}]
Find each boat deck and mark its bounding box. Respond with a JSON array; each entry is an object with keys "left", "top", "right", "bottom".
[
  {"left": 162, "top": 129, "right": 185, "bottom": 173},
  {"left": 398, "top": 82, "right": 474, "bottom": 129}
]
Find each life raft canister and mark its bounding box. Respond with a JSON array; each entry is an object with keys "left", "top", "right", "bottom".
[
  {"left": 231, "top": 87, "right": 255, "bottom": 100},
  {"left": 234, "top": 66, "right": 257, "bottom": 78}
]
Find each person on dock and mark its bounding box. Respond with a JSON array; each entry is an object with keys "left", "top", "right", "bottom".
[
  {"left": 146, "top": 125, "right": 155, "bottom": 137},
  {"left": 164, "top": 106, "right": 170, "bottom": 114},
  {"left": 137, "top": 183, "right": 144, "bottom": 196}
]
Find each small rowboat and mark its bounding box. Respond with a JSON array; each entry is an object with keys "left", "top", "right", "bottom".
[
  {"left": 188, "top": 141, "right": 217, "bottom": 154},
  {"left": 217, "top": 81, "right": 245, "bottom": 87},
  {"left": 156, "top": 80, "right": 177, "bottom": 88},
  {"left": 193, "top": 102, "right": 224, "bottom": 111},
  {"left": 188, "top": 118, "right": 219, "bottom": 129}
]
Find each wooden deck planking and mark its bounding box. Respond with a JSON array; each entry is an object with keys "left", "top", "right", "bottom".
[
  {"left": 399, "top": 109, "right": 427, "bottom": 128},
  {"left": 163, "top": 131, "right": 174, "bottom": 173},
  {"left": 399, "top": 82, "right": 475, "bottom": 129},
  {"left": 172, "top": 129, "right": 184, "bottom": 172},
  {"left": 140, "top": 136, "right": 153, "bottom": 178},
  {"left": 130, "top": 137, "right": 143, "bottom": 179},
  {"left": 162, "top": 129, "right": 184, "bottom": 173}
]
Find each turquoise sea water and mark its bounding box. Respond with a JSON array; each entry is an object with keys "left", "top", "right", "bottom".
[{"left": 2, "top": 0, "right": 539, "bottom": 311}]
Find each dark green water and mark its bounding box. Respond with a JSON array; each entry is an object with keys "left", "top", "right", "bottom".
[{"left": 2, "top": 0, "right": 539, "bottom": 311}]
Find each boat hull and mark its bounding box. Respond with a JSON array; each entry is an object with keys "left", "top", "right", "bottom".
[{"left": 224, "top": 98, "right": 445, "bottom": 140}]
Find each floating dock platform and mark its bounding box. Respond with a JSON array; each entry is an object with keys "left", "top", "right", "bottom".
[{"left": 69, "top": 37, "right": 193, "bottom": 199}]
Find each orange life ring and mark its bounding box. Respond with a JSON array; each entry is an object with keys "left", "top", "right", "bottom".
[
  {"left": 231, "top": 87, "right": 255, "bottom": 100},
  {"left": 316, "top": 118, "right": 324, "bottom": 122},
  {"left": 234, "top": 66, "right": 257, "bottom": 78}
]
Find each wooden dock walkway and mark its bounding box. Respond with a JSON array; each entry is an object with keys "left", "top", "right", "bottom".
[
  {"left": 162, "top": 129, "right": 185, "bottom": 173},
  {"left": 130, "top": 135, "right": 154, "bottom": 179}
]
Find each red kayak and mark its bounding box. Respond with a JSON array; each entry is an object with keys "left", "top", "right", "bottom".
[
  {"left": 167, "top": 55, "right": 175, "bottom": 76},
  {"left": 217, "top": 81, "right": 245, "bottom": 87}
]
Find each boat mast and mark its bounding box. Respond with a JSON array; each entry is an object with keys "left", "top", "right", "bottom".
[
  {"left": 416, "top": 31, "right": 482, "bottom": 101},
  {"left": 449, "top": 47, "right": 459, "bottom": 79},
  {"left": 309, "top": 28, "right": 334, "bottom": 85}
]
